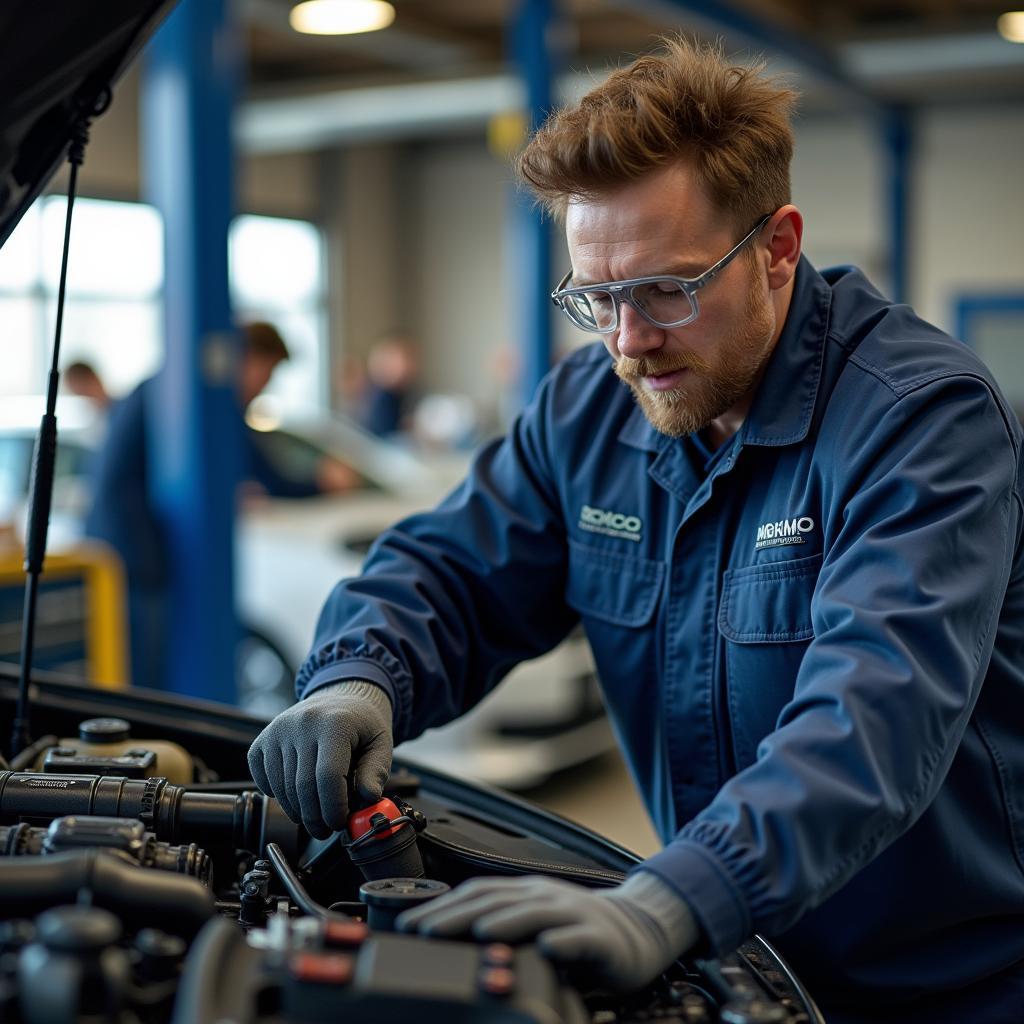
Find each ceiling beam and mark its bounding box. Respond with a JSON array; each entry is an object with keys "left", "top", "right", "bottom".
[{"left": 600, "top": 0, "right": 887, "bottom": 115}]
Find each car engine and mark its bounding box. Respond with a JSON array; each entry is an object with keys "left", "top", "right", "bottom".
[{"left": 0, "top": 672, "right": 823, "bottom": 1024}]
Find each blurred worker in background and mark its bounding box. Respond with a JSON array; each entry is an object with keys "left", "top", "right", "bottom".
[
  {"left": 357, "top": 330, "right": 419, "bottom": 437},
  {"left": 85, "top": 321, "right": 356, "bottom": 692},
  {"left": 63, "top": 360, "right": 111, "bottom": 413},
  {"left": 249, "top": 38, "right": 1024, "bottom": 1023},
  {"left": 62, "top": 359, "right": 113, "bottom": 447}
]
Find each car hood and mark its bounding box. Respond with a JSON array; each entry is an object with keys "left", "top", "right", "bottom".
[{"left": 0, "top": 0, "right": 177, "bottom": 249}]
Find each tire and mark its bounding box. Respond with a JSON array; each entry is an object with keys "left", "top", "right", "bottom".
[{"left": 236, "top": 626, "right": 295, "bottom": 719}]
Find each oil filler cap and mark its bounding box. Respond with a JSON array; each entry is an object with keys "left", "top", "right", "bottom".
[
  {"left": 358, "top": 877, "right": 450, "bottom": 932},
  {"left": 78, "top": 718, "right": 131, "bottom": 743}
]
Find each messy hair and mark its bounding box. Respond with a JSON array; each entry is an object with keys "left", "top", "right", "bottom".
[
  {"left": 516, "top": 36, "right": 797, "bottom": 230},
  {"left": 242, "top": 321, "right": 290, "bottom": 362}
]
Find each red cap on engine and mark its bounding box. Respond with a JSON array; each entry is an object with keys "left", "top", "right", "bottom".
[{"left": 347, "top": 798, "right": 404, "bottom": 841}]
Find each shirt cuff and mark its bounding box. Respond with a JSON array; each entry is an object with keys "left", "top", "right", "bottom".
[
  {"left": 635, "top": 839, "right": 752, "bottom": 956},
  {"left": 301, "top": 658, "right": 399, "bottom": 712}
]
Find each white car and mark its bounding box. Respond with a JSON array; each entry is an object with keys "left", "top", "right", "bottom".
[{"left": 1, "top": 400, "right": 613, "bottom": 789}]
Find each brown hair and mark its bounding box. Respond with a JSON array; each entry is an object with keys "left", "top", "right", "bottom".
[
  {"left": 516, "top": 36, "right": 797, "bottom": 231},
  {"left": 242, "top": 321, "right": 290, "bottom": 362}
]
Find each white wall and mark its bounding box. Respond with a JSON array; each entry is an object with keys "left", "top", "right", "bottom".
[
  {"left": 914, "top": 105, "right": 1024, "bottom": 332},
  {"left": 405, "top": 140, "right": 513, "bottom": 404},
  {"left": 791, "top": 111, "right": 887, "bottom": 286},
  {"left": 330, "top": 144, "right": 406, "bottom": 366}
]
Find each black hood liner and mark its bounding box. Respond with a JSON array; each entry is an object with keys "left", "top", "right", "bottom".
[{"left": 0, "top": 0, "right": 177, "bottom": 248}]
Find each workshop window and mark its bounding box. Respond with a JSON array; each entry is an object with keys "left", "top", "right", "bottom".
[
  {"left": 230, "top": 214, "right": 328, "bottom": 417},
  {"left": 0, "top": 198, "right": 163, "bottom": 398},
  {"left": 957, "top": 295, "right": 1024, "bottom": 423},
  {"left": 1, "top": 198, "right": 327, "bottom": 416}
]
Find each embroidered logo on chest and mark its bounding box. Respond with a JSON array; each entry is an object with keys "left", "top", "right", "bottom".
[
  {"left": 579, "top": 504, "right": 643, "bottom": 542},
  {"left": 755, "top": 515, "right": 815, "bottom": 550}
]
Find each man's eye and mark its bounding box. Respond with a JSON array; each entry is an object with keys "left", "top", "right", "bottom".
[{"left": 636, "top": 282, "right": 685, "bottom": 301}]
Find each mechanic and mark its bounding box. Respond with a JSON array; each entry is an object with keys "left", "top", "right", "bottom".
[
  {"left": 85, "top": 321, "right": 356, "bottom": 690},
  {"left": 248, "top": 38, "right": 1024, "bottom": 1023}
]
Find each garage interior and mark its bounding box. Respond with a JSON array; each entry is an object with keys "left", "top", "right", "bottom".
[
  {"left": 2, "top": 1, "right": 1024, "bottom": 1019},
  {"left": 4, "top": 0, "right": 1024, "bottom": 862}
]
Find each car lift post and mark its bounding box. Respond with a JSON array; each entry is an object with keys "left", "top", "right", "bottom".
[{"left": 140, "top": 0, "right": 241, "bottom": 703}]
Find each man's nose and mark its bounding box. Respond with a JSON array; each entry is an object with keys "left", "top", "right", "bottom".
[{"left": 615, "top": 300, "right": 665, "bottom": 359}]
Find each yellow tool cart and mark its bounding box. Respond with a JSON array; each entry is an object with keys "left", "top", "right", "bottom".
[{"left": 0, "top": 538, "right": 128, "bottom": 689}]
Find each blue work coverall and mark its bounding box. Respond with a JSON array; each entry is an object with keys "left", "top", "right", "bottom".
[{"left": 299, "top": 258, "right": 1024, "bottom": 1020}]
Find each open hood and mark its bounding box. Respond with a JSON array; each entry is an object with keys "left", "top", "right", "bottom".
[{"left": 0, "top": 0, "right": 178, "bottom": 248}]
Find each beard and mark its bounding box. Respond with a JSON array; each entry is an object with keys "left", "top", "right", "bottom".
[{"left": 614, "top": 283, "right": 776, "bottom": 438}]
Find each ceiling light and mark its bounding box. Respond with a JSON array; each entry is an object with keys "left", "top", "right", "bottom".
[
  {"left": 289, "top": 0, "right": 395, "bottom": 36},
  {"left": 997, "top": 11, "right": 1024, "bottom": 42}
]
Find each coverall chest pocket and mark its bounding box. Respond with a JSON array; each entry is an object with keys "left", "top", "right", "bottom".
[
  {"left": 565, "top": 540, "right": 665, "bottom": 682},
  {"left": 566, "top": 540, "right": 664, "bottom": 626},
  {"left": 718, "top": 553, "right": 821, "bottom": 770}
]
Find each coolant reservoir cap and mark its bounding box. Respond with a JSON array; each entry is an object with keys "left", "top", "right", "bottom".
[
  {"left": 78, "top": 717, "right": 132, "bottom": 743},
  {"left": 348, "top": 798, "right": 404, "bottom": 841},
  {"left": 359, "top": 877, "right": 450, "bottom": 908}
]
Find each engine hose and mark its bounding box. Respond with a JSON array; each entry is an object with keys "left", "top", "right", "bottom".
[
  {"left": 265, "top": 841, "right": 347, "bottom": 922},
  {"left": 8, "top": 735, "right": 58, "bottom": 772},
  {"left": 0, "top": 849, "right": 214, "bottom": 937},
  {"left": 0, "top": 772, "right": 300, "bottom": 860}
]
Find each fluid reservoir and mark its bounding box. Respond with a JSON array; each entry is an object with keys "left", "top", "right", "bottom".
[{"left": 34, "top": 718, "right": 194, "bottom": 784}]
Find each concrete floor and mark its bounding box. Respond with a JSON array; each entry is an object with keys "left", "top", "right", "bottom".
[{"left": 522, "top": 748, "right": 661, "bottom": 858}]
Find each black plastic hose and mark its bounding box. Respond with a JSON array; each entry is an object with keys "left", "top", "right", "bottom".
[{"left": 0, "top": 849, "right": 214, "bottom": 937}]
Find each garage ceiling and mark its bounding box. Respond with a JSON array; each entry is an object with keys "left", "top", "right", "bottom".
[
  {"left": 243, "top": 0, "right": 1024, "bottom": 86},
  {"left": 236, "top": 0, "right": 1024, "bottom": 150}
]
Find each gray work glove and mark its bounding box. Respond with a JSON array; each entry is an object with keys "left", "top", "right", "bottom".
[
  {"left": 247, "top": 680, "right": 393, "bottom": 839},
  {"left": 395, "top": 871, "right": 699, "bottom": 992}
]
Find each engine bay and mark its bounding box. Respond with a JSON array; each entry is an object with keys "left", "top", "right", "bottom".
[{"left": 0, "top": 668, "right": 822, "bottom": 1024}]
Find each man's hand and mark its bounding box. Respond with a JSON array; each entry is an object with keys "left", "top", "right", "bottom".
[
  {"left": 315, "top": 456, "right": 360, "bottom": 494},
  {"left": 247, "top": 680, "right": 393, "bottom": 839},
  {"left": 395, "top": 872, "right": 699, "bottom": 991}
]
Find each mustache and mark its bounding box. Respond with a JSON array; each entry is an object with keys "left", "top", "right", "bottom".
[{"left": 614, "top": 350, "right": 711, "bottom": 382}]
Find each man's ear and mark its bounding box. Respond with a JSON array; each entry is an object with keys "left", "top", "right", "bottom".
[{"left": 764, "top": 205, "right": 802, "bottom": 291}]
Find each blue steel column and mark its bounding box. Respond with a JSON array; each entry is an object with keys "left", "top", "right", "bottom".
[
  {"left": 510, "top": 0, "right": 557, "bottom": 406},
  {"left": 883, "top": 106, "right": 912, "bottom": 305},
  {"left": 141, "top": 0, "right": 240, "bottom": 702}
]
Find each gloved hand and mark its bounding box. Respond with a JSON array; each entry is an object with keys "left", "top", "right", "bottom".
[
  {"left": 247, "top": 680, "right": 393, "bottom": 839},
  {"left": 395, "top": 871, "right": 699, "bottom": 992}
]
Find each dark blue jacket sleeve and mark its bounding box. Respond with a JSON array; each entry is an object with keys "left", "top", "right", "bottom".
[
  {"left": 294, "top": 376, "right": 579, "bottom": 743},
  {"left": 640, "top": 371, "right": 1023, "bottom": 954}
]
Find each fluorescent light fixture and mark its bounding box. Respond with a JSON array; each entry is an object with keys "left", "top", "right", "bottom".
[
  {"left": 289, "top": 0, "right": 395, "bottom": 35},
  {"left": 997, "top": 11, "right": 1024, "bottom": 42}
]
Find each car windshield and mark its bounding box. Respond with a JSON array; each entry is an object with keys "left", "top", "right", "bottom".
[{"left": 249, "top": 429, "right": 374, "bottom": 492}]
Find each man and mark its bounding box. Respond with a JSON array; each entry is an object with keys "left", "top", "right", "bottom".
[
  {"left": 358, "top": 330, "right": 419, "bottom": 437},
  {"left": 248, "top": 39, "right": 1024, "bottom": 1023},
  {"left": 63, "top": 360, "right": 112, "bottom": 413},
  {"left": 85, "top": 322, "right": 355, "bottom": 689}
]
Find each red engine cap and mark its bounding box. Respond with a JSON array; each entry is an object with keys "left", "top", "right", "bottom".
[
  {"left": 289, "top": 952, "right": 354, "bottom": 985},
  {"left": 348, "top": 798, "right": 404, "bottom": 841}
]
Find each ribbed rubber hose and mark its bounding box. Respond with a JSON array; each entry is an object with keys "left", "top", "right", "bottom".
[{"left": 0, "top": 849, "right": 214, "bottom": 937}]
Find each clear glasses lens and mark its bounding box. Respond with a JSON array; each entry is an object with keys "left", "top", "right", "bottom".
[
  {"left": 631, "top": 280, "right": 697, "bottom": 326},
  {"left": 562, "top": 279, "right": 698, "bottom": 331},
  {"left": 566, "top": 290, "right": 610, "bottom": 330}
]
